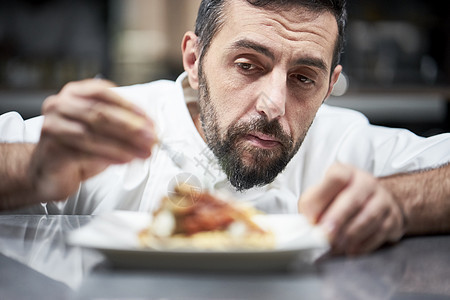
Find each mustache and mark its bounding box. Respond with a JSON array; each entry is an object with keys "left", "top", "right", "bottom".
[{"left": 227, "top": 116, "right": 294, "bottom": 149}]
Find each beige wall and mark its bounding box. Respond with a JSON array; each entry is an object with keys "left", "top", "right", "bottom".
[{"left": 112, "top": 0, "right": 202, "bottom": 85}]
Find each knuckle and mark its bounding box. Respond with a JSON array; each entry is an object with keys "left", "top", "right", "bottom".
[
  {"left": 362, "top": 172, "right": 376, "bottom": 185},
  {"left": 71, "top": 124, "right": 88, "bottom": 141},
  {"left": 354, "top": 168, "right": 377, "bottom": 188},
  {"left": 327, "top": 164, "right": 352, "bottom": 186},
  {"left": 61, "top": 81, "right": 79, "bottom": 94},
  {"left": 89, "top": 85, "right": 108, "bottom": 99},
  {"left": 363, "top": 210, "right": 379, "bottom": 227},
  {"left": 343, "top": 229, "right": 358, "bottom": 245},
  {"left": 387, "top": 211, "right": 404, "bottom": 242},
  {"left": 41, "top": 117, "right": 57, "bottom": 135},
  {"left": 87, "top": 102, "right": 109, "bottom": 125},
  {"left": 119, "top": 152, "right": 135, "bottom": 163},
  {"left": 42, "top": 117, "right": 86, "bottom": 141},
  {"left": 41, "top": 95, "right": 58, "bottom": 114},
  {"left": 298, "top": 186, "right": 323, "bottom": 220},
  {"left": 381, "top": 216, "right": 394, "bottom": 236},
  {"left": 61, "top": 79, "right": 101, "bottom": 96}
]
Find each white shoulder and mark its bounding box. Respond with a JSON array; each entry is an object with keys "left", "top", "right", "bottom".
[
  {"left": 315, "top": 104, "right": 370, "bottom": 125},
  {"left": 112, "top": 80, "right": 178, "bottom": 114}
]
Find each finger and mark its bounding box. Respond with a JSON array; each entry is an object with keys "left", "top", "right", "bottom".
[
  {"left": 59, "top": 79, "right": 147, "bottom": 117},
  {"left": 319, "top": 169, "right": 377, "bottom": 244},
  {"left": 348, "top": 214, "right": 398, "bottom": 255},
  {"left": 335, "top": 191, "right": 389, "bottom": 254},
  {"left": 69, "top": 98, "right": 155, "bottom": 152},
  {"left": 298, "top": 163, "right": 353, "bottom": 224},
  {"left": 43, "top": 88, "right": 156, "bottom": 154},
  {"left": 340, "top": 189, "right": 405, "bottom": 255},
  {"left": 42, "top": 114, "right": 149, "bottom": 163}
]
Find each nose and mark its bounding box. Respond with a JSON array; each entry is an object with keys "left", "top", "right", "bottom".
[{"left": 255, "top": 72, "right": 286, "bottom": 121}]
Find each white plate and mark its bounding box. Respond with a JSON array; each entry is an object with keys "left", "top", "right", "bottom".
[{"left": 67, "top": 211, "right": 329, "bottom": 271}]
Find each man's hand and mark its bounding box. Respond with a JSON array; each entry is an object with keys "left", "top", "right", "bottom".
[
  {"left": 29, "top": 79, "right": 157, "bottom": 202},
  {"left": 298, "top": 163, "right": 406, "bottom": 255}
]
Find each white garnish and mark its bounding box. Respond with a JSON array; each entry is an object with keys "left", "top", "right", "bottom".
[
  {"left": 227, "top": 221, "right": 248, "bottom": 238},
  {"left": 152, "top": 210, "right": 176, "bottom": 237}
]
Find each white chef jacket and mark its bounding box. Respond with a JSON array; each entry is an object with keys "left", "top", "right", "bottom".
[{"left": 1, "top": 73, "right": 449, "bottom": 215}]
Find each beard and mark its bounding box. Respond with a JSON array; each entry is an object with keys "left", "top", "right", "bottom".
[{"left": 197, "top": 68, "right": 306, "bottom": 191}]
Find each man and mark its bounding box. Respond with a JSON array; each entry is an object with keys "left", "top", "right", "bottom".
[{"left": 0, "top": 0, "right": 449, "bottom": 255}]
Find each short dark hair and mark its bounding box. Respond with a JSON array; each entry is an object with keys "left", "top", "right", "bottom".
[{"left": 194, "top": 0, "right": 347, "bottom": 72}]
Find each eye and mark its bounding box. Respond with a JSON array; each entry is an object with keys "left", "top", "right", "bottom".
[
  {"left": 292, "top": 74, "right": 314, "bottom": 84},
  {"left": 236, "top": 62, "right": 257, "bottom": 71}
]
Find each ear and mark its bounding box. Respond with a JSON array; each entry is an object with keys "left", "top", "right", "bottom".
[
  {"left": 181, "top": 31, "right": 201, "bottom": 90},
  {"left": 324, "top": 64, "right": 343, "bottom": 101}
]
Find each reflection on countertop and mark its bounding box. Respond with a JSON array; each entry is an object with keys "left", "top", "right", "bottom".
[
  {"left": 0, "top": 214, "right": 449, "bottom": 300},
  {"left": 0, "top": 215, "right": 104, "bottom": 291}
]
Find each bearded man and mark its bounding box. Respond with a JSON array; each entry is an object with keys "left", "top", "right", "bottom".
[{"left": 0, "top": 0, "right": 449, "bottom": 255}]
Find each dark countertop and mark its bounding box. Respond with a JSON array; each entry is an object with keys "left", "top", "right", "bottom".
[{"left": 1, "top": 214, "right": 449, "bottom": 300}]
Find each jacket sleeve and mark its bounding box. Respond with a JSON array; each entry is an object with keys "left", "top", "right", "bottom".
[{"left": 0, "top": 112, "right": 43, "bottom": 143}]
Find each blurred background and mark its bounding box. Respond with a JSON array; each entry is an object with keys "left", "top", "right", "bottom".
[{"left": 0, "top": 0, "right": 449, "bottom": 136}]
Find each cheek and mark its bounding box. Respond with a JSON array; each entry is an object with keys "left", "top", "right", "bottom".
[
  {"left": 286, "top": 100, "right": 322, "bottom": 139},
  {"left": 209, "top": 79, "right": 257, "bottom": 128}
]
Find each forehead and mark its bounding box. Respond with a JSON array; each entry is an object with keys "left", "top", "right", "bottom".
[{"left": 210, "top": 0, "right": 338, "bottom": 69}]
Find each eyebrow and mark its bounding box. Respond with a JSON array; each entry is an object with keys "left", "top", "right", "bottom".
[
  {"left": 228, "top": 39, "right": 275, "bottom": 61},
  {"left": 294, "top": 57, "right": 328, "bottom": 74},
  {"left": 228, "top": 38, "right": 329, "bottom": 74}
]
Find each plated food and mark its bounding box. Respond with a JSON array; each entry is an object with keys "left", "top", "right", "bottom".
[
  {"left": 139, "top": 184, "right": 275, "bottom": 250},
  {"left": 67, "top": 190, "right": 329, "bottom": 269}
]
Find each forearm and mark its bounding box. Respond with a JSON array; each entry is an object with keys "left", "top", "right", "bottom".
[
  {"left": 379, "top": 163, "right": 450, "bottom": 235},
  {"left": 0, "top": 143, "right": 41, "bottom": 210}
]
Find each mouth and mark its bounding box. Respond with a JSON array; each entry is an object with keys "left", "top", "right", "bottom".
[{"left": 243, "top": 132, "right": 282, "bottom": 149}]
